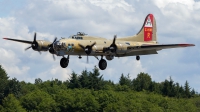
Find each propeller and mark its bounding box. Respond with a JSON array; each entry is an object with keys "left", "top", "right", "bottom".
[
  {"left": 109, "top": 35, "right": 117, "bottom": 53},
  {"left": 103, "top": 35, "right": 118, "bottom": 53},
  {"left": 48, "top": 37, "right": 57, "bottom": 61},
  {"left": 25, "top": 33, "right": 40, "bottom": 54},
  {"left": 78, "top": 42, "right": 96, "bottom": 63}
]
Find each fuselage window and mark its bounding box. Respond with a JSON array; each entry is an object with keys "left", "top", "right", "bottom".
[{"left": 125, "top": 42, "right": 130, "bottom": 45}]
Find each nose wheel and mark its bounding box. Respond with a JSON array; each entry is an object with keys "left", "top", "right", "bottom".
[
  {"left": 60, "top": 55, "right": 69, "bottom": 68},
  {"left": 99, "top": 59, "right": 107, "bottom": 70}
]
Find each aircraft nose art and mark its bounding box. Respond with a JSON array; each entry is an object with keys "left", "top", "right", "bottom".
[{"left": 144, "top": 14, "right": 153, "bottom": 41}]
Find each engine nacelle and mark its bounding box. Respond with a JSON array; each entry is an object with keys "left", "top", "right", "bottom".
[
  {"left": 106, "top": 55, "right": 114, "bottom": 60},
  {"left": 115, "top": 43, "right": 128, "bottom": 54},
  {"left": 93, "top": 45, "right": 104, "bottom": 51},
  {"left": 88, "top": 45, "right": 105, "bottom": 55},
  {"left": 33, "top": 40, "right": 51, "bottom": 51}
]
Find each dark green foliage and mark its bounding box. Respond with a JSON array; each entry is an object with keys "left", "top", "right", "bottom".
[
  {"left": 132, "top": 72, "right": 152, "bottom": 91},
  {"left": 0, "top": 65, "right": 200, "bottom": 111},
  {"left": 0, "top": 94, "right": 25, "bottom": 112},
  {"left": 184, "top": 80, "right": 191, "bottom": 98},
  {"left": 68, "top": 66, "right": 104, "bottom": 90},
  {"left": 79, "top": 69, "right": 89, "bottom": 88},
  {"left": 21, "top": 90, "right": 57, "bottom": 112},
  {"left": 119, "top": 73, "right": 131, "bottom": 87},
  {"left": 68, "top": 71, "right": 80, "bottom": 89},
  {"left": 6, "top": 78, "right": 22, "bottom": 98},
  {"left": 0, "top": 65, "right": 9, "bottom": 104}
]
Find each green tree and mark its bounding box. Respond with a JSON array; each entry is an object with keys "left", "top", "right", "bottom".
[
  {"left": 35, "top": 78, "right": 43, "bottom": 84},
  {"left": 68, "top": 71, "right": 80, "bottom": 89},
  {"left": 88, "top": 66, "right": 104, "bottom": 90},
  {"left": 191, "top": 88, "right": 196, "bottom": 97},
  {"left": 184, "top": 80, "right": 191, "bottom": 98},
  {"left": 161, "top": 77, "right": 176, "bottom": 97},
  {"left": 21, "top": 90, "right": 57, "bottom": 111},
  {"left": 149, "top": 81, "right": 161, "bottom": 94},
  {"left": 0, "top": 94, "right": 25, "bottom": 112},
  {"left": 132, "top": 72, "right": 152, "bottom": 91},
  {"left": 0, "top": 65, "right": 9, "bottom": 104},
  {"left": 119, "top": 73, "right": 131, "bottom": 87},
  {"left": 79, "top": 69, "right": 89, "bottom": 88},
  {"left": 6, "top": 78, "right": 22, "bottom": 98}
]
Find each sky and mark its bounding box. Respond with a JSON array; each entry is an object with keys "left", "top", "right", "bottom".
[{"left": 0, "top": 0, "right": 200, "bottom": 91}]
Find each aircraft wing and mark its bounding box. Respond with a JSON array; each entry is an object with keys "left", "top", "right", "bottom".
[
  {"left": 127, "top": 44, "right": 195, "bottom": 52},
  {"left": 3, "top": 38, "right": 32, "bottom": 44}
]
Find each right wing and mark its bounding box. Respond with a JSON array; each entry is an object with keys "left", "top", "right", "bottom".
[{"left": 127, "top": 44, "right": 195, "bottom": 52}]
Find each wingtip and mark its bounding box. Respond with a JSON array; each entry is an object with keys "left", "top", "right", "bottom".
[
  {"left": 3, "top": 38, "right": 8, "bottom": 40},
  {"left": 179, "top": 44, "right": 195, "bottom": 47}
]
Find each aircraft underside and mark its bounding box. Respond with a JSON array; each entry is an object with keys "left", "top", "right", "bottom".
[
  {"left": 58, "top": 54, "right": 142, "bottom": 70},
  {"left": 57, "top": 50, "right": 157, "bottom": 70}
]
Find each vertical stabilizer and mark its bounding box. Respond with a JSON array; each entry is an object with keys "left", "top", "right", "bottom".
[{"left": 119, "top": 14, "right": 157, "bottom": 43}]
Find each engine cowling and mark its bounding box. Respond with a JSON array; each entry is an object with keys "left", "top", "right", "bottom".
[{"left": 33, "top": 40, "right": 51, "bottom": 51}]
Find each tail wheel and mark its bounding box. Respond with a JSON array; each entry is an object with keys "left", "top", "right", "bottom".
[
  {"left": 99, "top": 59, "right": 107, "bottom": 70},
  {"left": 136, "top": 56, "right": 140, "bottom": 61},
  {"left": 60, "top": 58, "right": 69, "bottom": 68}
]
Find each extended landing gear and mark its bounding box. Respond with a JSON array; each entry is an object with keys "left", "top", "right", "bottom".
[
  {"left": 136, "top": 55, "right": 140, "bottom": 61},
  {"left": 60, "top": 55, "right": 69, "bottom": 68},
  {"left": 98, "top": 57, "right": 107, "bottom": 70}
]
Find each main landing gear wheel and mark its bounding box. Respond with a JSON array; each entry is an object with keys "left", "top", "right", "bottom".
[
  {"left": 60, "top": 57, "right": 69, "bottom": 68},
  {"left": 136, "top": 55, "right": 140, "bottom": 61},
  {"left": 99, "top": 59, "right": 107, "bottom": 70}
]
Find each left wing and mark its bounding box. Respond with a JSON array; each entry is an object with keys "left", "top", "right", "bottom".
[
  {"left": 127, "top": 44, "right": 195, "bottom": 51},
  {"left": 3, "top": 38, "right": 33, "bottom": 44}
]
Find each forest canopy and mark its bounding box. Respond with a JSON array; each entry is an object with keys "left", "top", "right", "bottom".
[{"left": 0, "top": 65, "right": 199, "bottom": 112}]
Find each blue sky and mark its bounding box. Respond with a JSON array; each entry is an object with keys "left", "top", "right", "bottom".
[{"left": 0, "top": 0, "right": 200, "bottom": 91}]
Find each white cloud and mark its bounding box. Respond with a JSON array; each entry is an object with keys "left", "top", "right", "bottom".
[{"left": 153, "top": 0, "right": 195, "bottom": 10}]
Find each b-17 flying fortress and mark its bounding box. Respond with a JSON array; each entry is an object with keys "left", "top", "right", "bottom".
[{"left": 3, "top": 14, "right": 195, "bottom": 70}]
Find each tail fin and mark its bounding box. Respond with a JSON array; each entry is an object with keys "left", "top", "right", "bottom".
[{"left": 119, "top": 14, "right": 157, "bottom": 43}]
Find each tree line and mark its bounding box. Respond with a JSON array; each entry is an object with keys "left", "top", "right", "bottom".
[{"left": 0, "top": 65, "right": 200, "bottom": 111}]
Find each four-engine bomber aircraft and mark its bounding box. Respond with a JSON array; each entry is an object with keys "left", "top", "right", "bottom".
[{"left": 3, "top": 14, "right": 195, "bottom": 70}]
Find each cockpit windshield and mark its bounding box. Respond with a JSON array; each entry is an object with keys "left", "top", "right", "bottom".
[{"left": 53, "top": 41, "right": 66, "bottom": 51}]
